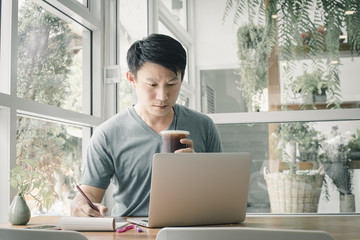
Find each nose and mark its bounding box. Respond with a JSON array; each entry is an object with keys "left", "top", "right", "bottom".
[{"left": 156, "top": 86, "right": 168, "bottom": 102}]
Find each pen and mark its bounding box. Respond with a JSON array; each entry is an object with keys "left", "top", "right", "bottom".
[
  {"left": 116, "top": 225, "right": 134, "bottom": 233},
  {"left": 73, "top": 180, "right": 99, "bottom": 212}
]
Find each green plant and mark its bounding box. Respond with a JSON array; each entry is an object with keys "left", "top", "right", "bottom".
[
  {"left": 323, "top": 126, "right": 353, "bottom": 196},
  {"left": 275, "top": 122, "right": 324, "bottom": 170},
  {"left": 10, "top": 159, "right": 55, "bottom": 210},
  {"left": 293, "top": 70, "right": 328, "bottom": 109},
  {"left": 224, "top": 1, "right": 360, "bottom": 109},
  {"left": 236, "top": 24, "right": 267, "bottom": 112},
  {"left": 347, "top": 129, "right": 360, "bottom": 160},
  {"left": 274, "top": 122, "right": 329, "bottom": 200}
]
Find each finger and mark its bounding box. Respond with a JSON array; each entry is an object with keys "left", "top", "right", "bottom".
[
  {"left": 175, "top": 147, "right": 194, "bottom": 153},
  {"left": 180, "top": 138, "right": 193, "bottom": 147},
  {"left": 82, "top": 204, "right": 102, "bottom": 217},
  {"left": 97, "top": 204, "right": 108, "bottom": 217},
  {"left": 175, "top": 140, "right": 195, "bottom": 153},
  {"left": 72, "top": 207, "right": 89, "bottom": 217}
]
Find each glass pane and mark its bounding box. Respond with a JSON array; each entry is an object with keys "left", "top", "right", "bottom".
[
  {"left": 15, "top": 116, "right": 87, "bottom": 216},
  {"left": 17, "top": 0, "right": 90, "bottom": 113},
  {"left": 0, "top": 0, "right": 2, "bottom": 55},
  {"left": 158, "top": 20, "right": 189, "bottom": 85},
  {"left": 201, "top": 69, "right": 248, "bottom": 113},
  {"left": 216, "top": 120, "right": 360, "bottom": 214},
  {"left": 177, "top": 93, "right": 189, "bottom": 107},
  {"left": 161, "top": 0, "right": 187, "bottom": 30},
  {"left": 117, "top": 0, "right": 147, "bottom": 112},
  {"left": 0, "top": 108, "right": 8, "bottom": 222},
  {"left": 196, "top": 0, "right": 360, "bottom": 113},
  {"left": 76, "top": 0, "right": 88, "bottom": 7},
  {"left": 0, "top": 0, "right": 9, "bottom": 94}
]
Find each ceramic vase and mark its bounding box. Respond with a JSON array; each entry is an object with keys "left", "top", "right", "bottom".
[{"left": 8, "top": 194, "right": 31, "bottom": 225}]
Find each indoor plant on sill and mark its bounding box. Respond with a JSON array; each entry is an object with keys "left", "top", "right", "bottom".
[
  {"left": 323, "top": 126, "right": 355, "bottom": 212},
  {"left": 293, "top": 70, "right": 328, "bottom": 109},
  {"left": 9, "top": 159, "right": 50, "bottom": 225},
  {"left": 275, "top": 122, "right": 324, "bottom": 171},
  {"left": 264, "top": 122, "right": 327, "bottom": 213},
  {"left": 347, "top": 129, "right": 360, "bottom": 161}
]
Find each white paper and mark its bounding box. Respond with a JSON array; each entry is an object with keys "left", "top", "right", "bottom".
[{"left": 60, "top": 217, "right": 119, "bottom": 231}]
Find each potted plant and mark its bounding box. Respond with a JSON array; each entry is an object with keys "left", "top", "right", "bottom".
[
  {"left": 323, "top": 126, "right": 355, "bottom": 212},
  {"left": 346, "top": 129, "right": 360, "bottom": 161},
  {"left": 293, "top": 70, "right": 328, "bottom": 108},
  {"left": 264, "top": 122, "right": 326, "bottom": 213},
  {"left": 275, "top": 122, "right": 324, "bottom": 171},
  {"left": 9, "top": 159, "right": 52, "bottom": 224}
]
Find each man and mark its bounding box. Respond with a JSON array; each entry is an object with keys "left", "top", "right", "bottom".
[{"left": 71, "top": 34, "right": 223, "bottom": 218}]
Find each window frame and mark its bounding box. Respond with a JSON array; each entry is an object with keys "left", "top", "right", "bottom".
[
  {"left": 0, "top": 0, "right": 104, "bottom": 221},
  {"left": 156, "top": 0, "right": 196, "bottom": 109}
]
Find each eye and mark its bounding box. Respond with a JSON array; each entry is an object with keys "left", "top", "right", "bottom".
[{"left": 148, "top": 83, "right": 157, "bottom": 87}]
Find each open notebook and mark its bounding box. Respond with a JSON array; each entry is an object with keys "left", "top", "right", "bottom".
[{"left": 128, "top": 152, "right": 252, "bottom": 228}]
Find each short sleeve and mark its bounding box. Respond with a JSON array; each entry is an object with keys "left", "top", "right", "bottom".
[{"left": 81, "top": 128, "right": 115, "bottom": 189}]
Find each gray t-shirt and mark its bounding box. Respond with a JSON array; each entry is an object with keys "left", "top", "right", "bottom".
[{"left": 81, "top": 104, "right": 223, "bottom": 217}]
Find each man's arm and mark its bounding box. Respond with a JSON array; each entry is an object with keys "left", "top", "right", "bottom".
[{"left": 70, "top": 184, "right": 108, "bottom": 217}]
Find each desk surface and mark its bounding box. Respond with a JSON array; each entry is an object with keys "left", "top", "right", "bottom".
[{"left": 1, "top": 215, "right": 359, "bottom": 240}]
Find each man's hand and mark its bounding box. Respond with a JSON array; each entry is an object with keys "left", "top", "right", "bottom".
[
  {"left": 175, "top": 138, "right": 195, "bottom": 153},
  {"left": 70, "top": 185, "right": 108, "bottom": 217}
]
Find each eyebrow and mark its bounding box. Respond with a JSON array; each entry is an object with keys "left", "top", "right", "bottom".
[{"left": 145, "top": 76, "right": 180, "bottom": 82}]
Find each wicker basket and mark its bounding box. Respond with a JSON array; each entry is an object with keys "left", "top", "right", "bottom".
[{"left": 264, "top": 172, "right": 324, "bottom": 213}]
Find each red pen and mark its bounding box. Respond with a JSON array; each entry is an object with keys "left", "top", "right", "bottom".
[{"left": 73, "top": 180, "right": 99, "bottom": 212}]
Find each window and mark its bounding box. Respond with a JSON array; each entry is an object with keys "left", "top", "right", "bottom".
[
  {"left": 1, "top": 0, "right": 103, "bottom": 220},
  {"left": 116, "top": 0, "right": 194, "bottom": 110},
  {"left": 215, "top": 120, "right": 360, "bottom": 213},
  {"left": 16, "top": 116, "right": 87, "bottom": 215},
  {"left": 0, "top": 107, "right": 10, "bottom": 222},
  {"left": 0, "top": 0, "right": 10, "bottom": 95},
  {"left": 116, "top": 0, "right": 147, "bottom": 112},
  {"left": 158, "top": 21, "right": 190, "bottom": 88},
  {"left": 161, "top": 0, "right": 188, "bottom": 30},
  {"left": 201, "top": 69, "right": 247, "bottom": 113},
  {"left": 17, "top": 0, "right": 91, "bottom": 114},
  {"left": 195, "top": 0, "right": 360, "bottom": 214},
  {"left": 76, "top": 0, "right": 88, "bottom": 8},
  {"left": 197, "top": 1, "right": 360, "bottom": 114}
]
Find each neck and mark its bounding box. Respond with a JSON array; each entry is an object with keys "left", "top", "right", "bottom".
[{"left": 134, "top": 104, "right": 174, "bottom": 133}]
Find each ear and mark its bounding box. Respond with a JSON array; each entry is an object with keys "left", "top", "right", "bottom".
[{"left": 126, "top": 71, "right": 136, "bottom": 88}]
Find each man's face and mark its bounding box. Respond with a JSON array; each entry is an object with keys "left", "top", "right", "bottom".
[{"left": 127, "top": 62, "right": 182, "bottom": 118}]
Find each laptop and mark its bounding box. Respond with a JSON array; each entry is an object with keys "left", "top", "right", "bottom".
[{"left": 127, "top": 152, "right": 252, "bottom": 228}]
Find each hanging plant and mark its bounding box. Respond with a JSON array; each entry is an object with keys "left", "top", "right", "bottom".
[
  {"left": 223, "top": 0, "right": 360, "bottom": 109},
  {"left": 236, "top": 24, "right": 267, "bottom": 111}
]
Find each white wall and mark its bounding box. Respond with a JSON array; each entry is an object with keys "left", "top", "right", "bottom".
[{"left": 194, "top": 0, "right": 239, "bottom": 68}]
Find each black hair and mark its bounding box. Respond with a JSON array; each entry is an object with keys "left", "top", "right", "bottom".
[{"left": 126, "top": 33, "right": 187, "bottom": 80}]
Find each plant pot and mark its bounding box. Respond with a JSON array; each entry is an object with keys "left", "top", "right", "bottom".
[
  {"left": 8, "top": 194, "right": 31, "bottom": 225},
  {"left": 312, "top": 87, "right": 327, "bottom": 103},
  {"left": 340, "top": 194, "right": 356, "bottom": 213},
  {"left": 348, "top": 151, "right": 360, "bottom": 161},
  {"left": 264, "top": 171, "right": 324, "bottom": 213}
]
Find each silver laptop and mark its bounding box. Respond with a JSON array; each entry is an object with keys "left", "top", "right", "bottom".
[{"left": 127, "top": 152, "right": 252, "bottom": 228}]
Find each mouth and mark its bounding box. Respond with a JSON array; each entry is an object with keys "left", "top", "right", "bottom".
[{"left": 154, "top": 104, "right": 169, "bottom": 110}]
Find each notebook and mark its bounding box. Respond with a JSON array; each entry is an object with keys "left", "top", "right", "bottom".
[{"left": 127, "top": 152, "right": 252, "bottom": 228}]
